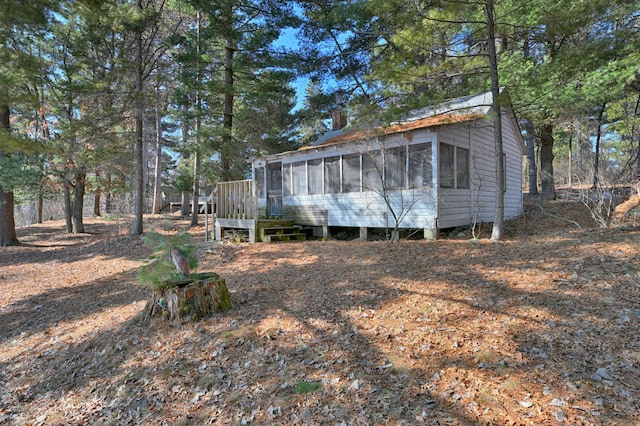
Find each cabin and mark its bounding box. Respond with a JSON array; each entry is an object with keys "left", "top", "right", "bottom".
[{"left": 215, "top": 90, "right": 525, "bottom": 242}]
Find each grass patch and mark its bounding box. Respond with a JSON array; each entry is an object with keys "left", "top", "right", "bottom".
[{"left": 293, "top": 381, "right": 321, "bottom": 394}]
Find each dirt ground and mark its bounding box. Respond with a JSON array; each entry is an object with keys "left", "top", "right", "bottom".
[{"left": 1, "top": 198, "right": 639, "bottom": 425}]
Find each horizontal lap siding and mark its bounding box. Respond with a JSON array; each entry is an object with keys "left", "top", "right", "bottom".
[
  {"left": 502, "top": 113, "right": 524, "bottom": 219},
  {"left": 437, "top": 116, "right": 523, "bottom": 228},
  {"left": 470, "top": 121, "right": 499, "bottom": 224},
  {"left": 283, "top": 190, "right": 437, "bottom": 229},
  {"left": 437, "top": 189, "right": 472, "bottom": 227},
  {"left": 438, "top": 124, "right": 484, "bottom": 228}
]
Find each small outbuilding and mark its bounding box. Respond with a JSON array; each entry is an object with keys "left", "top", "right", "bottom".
[{"left": 215, "top": 90, "right": 525, "bottom": 241}]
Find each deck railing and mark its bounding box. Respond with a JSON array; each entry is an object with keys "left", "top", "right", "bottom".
[{"left": 216, "top": 179, "right": 257, "bottom": 219}]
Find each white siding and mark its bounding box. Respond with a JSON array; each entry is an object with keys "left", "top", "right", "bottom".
[
  {"left": 253, "top": 113, "right": 523, "bottom": 233},
  {"left": 437, "top": 113, "right": 523, "bottom": 229},
  {"left": 275, "top": 128, "right": 438, "bottom": 230},
  {"left": 502, "top": 112, "right": 525, "bottom": 220},
  {"left": 282, "top": 189, "right": 437, "bottom": 229}
]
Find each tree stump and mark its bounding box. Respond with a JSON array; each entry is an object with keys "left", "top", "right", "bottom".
[{"left": 142, "top": 272, "right": 231, "bottom": 322}]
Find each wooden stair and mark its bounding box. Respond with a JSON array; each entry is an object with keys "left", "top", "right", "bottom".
[{"left": 258, "top": 220, "right": 306, "bottom": 243}]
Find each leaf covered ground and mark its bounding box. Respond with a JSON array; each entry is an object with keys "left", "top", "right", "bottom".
[{"left": 1, "top": 198, "right": 639, "bottom": 425}]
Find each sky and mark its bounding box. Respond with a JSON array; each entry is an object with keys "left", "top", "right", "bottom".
[{"left": 274, "top": 27, "right": 309, "bottom": 111}]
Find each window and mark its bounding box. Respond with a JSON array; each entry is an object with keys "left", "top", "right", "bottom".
[
  {"left": 362, "top": 150, "right": 383, "bottom": 192},
  {"left": 292, "top": 161, "right": 307, "bottom": 195},
  {"left": 282, "top": 163, "right": 292, "bottom": 196},
  {"left": 439, "top": 143, "right": 455, "bottom": 188},
  {"left": 384, "top": 146, "right": 406, "bottom": 190},
  {"left": 409, "top": 143, "right": 432, "bottom": 188},
  {"left": 456, "top": 147, "right": 469, "bottom": 189},
  {"left": 439, "top": 143, "right": 469, "bottom": 189},
  {"left": 342, "top": 154, "right": 361, "bottom": 192},
  {"left": 324, "top": 156, "right": 340, "bottom": 193},
  {"left": 308, "top": 159, "right": 322, "bottom": 194}
]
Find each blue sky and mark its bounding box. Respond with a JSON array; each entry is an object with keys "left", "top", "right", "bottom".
[{"left": 274, "top": 27, "right": 309, "bottom": 111}]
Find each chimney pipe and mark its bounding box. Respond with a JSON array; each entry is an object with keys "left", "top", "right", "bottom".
[{"left": 331, "top": 89, "right": 347, "bottom": 130}]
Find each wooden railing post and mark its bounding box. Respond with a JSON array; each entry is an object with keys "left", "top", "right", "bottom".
[{"left": 215, "top": 179, "right": 256, "bottom": 220}]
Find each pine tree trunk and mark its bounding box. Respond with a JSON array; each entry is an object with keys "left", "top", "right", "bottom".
[
  {"left": 132, "top": 0, "right": 145, "bottom": 236},
  {"left": 539, "top": 124, "right": 556, "bottom": 200},
  {"left": 63, "top": 183, "right": 73, "bottom": 233},
  {"left": 73, "top": 167, "right": 86, "bottom": 234},
  {"left": 93, "top": 169, "right": 101, "bottom": 217},
  {"left": 521, "top": 117, "right": 538, "bottom": 194},
  {"left": 142, "top": 273, "right": 231, "bottom": 322},
  {"left": 0, "top": 104, "right": 19, "bottom": 246}
]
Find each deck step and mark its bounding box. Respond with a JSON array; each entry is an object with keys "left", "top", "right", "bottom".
[
  {"left": 263, "top": 233, "right": 307, "bottom": 243},
  {"left": 258, "top": 224, "right": 305, "bottom": 242},
  {"left": 261, "top": 226, "right": 300, "bottom": 235}
]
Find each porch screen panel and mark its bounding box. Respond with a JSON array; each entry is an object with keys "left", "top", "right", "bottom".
[
  {"left": 409, "top": 143, "right": 432, "bottom": 188},
  {"left": 342, "top": 154, "right": 360, "bottom": 192},
  {"left": 384, "top": 146, "right": 406, "bottom": 190},
  {"left": 324, "top": 156, "right": 340, "bottom": 193},
  {"left": 283, "top": 163, "right": 292, "bottom": 196},
  {"left": 362, "top": 150, "right": 383, "bottom": 192},
  {"left": 439, "top": 143, "right": 455, "bottom": 188},
  {"left": 308, "top": 159, "right": 322, "bottom": 194},
  {"left": 268, "top": 162, "right": 282, "bottom": 191},
  {"left": 254, "top": 166, "right": 265, "bottom": 198},
  {"left": 292, "top": 161, "right": 307, "bottom": 195}
]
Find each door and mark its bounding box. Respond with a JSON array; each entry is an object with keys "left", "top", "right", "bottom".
[{"left": 267, "top": 161, "right": 283, "bottom": 217}]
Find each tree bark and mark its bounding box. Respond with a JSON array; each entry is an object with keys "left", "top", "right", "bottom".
[
  {"left": 191, "top": 151, "right": 199, "bottom": 225},
  {"left": 486, "top": 0, "right": 504, "bottom": 241},
  {"left": 132, "top": 0, "right": 145, "bottom": 236},
  {"left": 181, "top": 191, "right": 189, "bottom": 216},
  {"left": 152, "top": 85, "right": 164, "bottom": 214},
  {"left": 72, "top": 167, "right": 86, "bottom": 233},
  {"left": 634, "top": 92, "right": 640, "bottom": 181},
  {"left": 105, "top": 172, "right": 112, "bottom": 214},
  {"left": 521, "top": 117, "right": 538, "bottom": 194},
  {"left": 37, "top": 191, "right": 43, "bottom": 223},
  {"left": 539, "top": 123, "right": 556, "bottom": 200},
  {"left": 0, "top": 104, "right": 19, "bottom": 246},
  {"left": 592, "top": 103, "right": 606, "bottom": 188},
  {"left": 63, "top": 182, "right": 73, "bottom": 233},
  {"left": 221, "top": 1, "right": 235, "bottom": 182},
  {"left": 191, "top": 12, "right": 202, "bottom": 226},
  {"left": 142, "top": 273, "right": 231, "bottom": 322},
  {"left": 93, "top": 169, "right": 101, "bottom": 217}
]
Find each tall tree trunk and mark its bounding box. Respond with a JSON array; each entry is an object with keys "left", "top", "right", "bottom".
[
  {"left": 181, "top": 191, "right": 189, "bottom": 216},
  {"left": 191, "top": 151, "right": 199, "bottom": 225},
  {"left": 539, "top": 124, "right": 556, "bottom": 200},
  {"left": 93, "top": 169, "right": 101, "bottom": 216},
  {"left": 568, "top": 126, "right": 573, "bottom": 188},
  {"left": 152, "top": 85, "right": 164, "bottom": 214},
  {"left": 592, "top": 103, "right": 606, "bottom": 188},
  {"left": 37, "top": 191, "right": 43, "bottom": 223},
  {"left": 521, "top": 117, "right": 538, "bottom": 194},
  {"left": 634, "top": 93, "right": 640, "bottom": 181},
  {"left": 0, "top": 104, "right": 19, "bottom": 246},
  {"left": 486, "top": 0, "right": 504, "bottom": 241},
  {"left": 105, "top": 172, "right": 112, "bottom": 214},
  {"left": 181, "top": 104, "right": 189, "bottom": 217},
  {"left": 221, "top": 1, "right": 235, "bottom": 182},
  {"left": 63, "top": 181, "right": 73, "bottom": 233},
  {"left": 132, "top": 0, "right": 145, "bottom": 236},
  {"left": 73, "top": 167, "right": 86, "bottom": 233},
  {"left": 191, "top": 13, "right": 202, "bottom": 226}
]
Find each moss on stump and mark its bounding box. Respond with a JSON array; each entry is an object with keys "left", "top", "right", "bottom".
[{"left": 142, "top": 272, "right": 231, "bottom": 322}]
